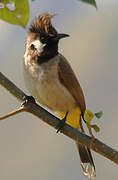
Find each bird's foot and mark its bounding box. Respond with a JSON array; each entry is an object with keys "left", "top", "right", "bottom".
[
  {"left": 56, "top": 118, "right": 66, "bottom": 133},
  {"left": 56, "top": 112, "right": 68, "bottom": 133}
]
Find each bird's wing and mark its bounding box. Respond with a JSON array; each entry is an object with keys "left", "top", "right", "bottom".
[
  {"left": 58, "top": 54, "right": 86, "bottom": 114},
  {"left": 58, "top": 54, "right": 96, "bottom": 179}
]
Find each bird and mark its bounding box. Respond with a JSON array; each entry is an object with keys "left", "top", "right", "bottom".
[{"left": 23, "top": 12, "right": 96, "bottom": 179}]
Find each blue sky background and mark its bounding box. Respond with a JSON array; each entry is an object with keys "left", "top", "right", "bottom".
[{"left": 0, "top": 0, "right": 118, "bottom": 180}]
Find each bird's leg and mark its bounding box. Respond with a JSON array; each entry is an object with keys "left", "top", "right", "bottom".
[{"left": 56, "top": 112, "right": 68, "bottom": 133}]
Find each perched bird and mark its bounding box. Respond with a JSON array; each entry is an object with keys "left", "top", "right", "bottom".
[{"left": 23, "top": 13, "right": 96, "bottom": 179}]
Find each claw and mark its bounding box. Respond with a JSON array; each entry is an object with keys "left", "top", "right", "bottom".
[
  {"left": 56, "top": 118, "right": 66, "bottom": 133},
  {"left": 56, "top": 112, "right": 68, "bottom": 133}
]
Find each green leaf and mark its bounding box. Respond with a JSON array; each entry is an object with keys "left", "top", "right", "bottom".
[
  {"left": 84, "top": 109, "right": 94, "bottom": 124},
  {"left": 91, "top": 124, "right": 100, "bottom": 132},
  {"left": 79, "top": 0, "right": 97, "bottom": 9},
  {"left": 84, "top": 109, "right": 101, "bottom": 137},
  {"left": 0, "top": 0, "right": 29, "bottom": 28},
  {"left": 95, "top": 111, "right": 103, "bottom": 119}
]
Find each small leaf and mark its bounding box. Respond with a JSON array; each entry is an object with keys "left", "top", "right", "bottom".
[
  {"left": 0, "top": 0, "right": 29, "bottom": 28},
  {"left": 79, "top": 0, "right": 97, "bottom": 9},
  {"left": 95, "top": 111, "right": 103, "bottom": 119},
  {"left": 91, "top": 124, "right": 100, "bottom": 132},
  {"left": 84, "top": 109, "right": 94, "bottom": 123}
]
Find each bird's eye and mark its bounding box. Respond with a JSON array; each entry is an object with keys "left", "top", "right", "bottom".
[
  {"left": 40, "top": 36, "right": 46, "bottom": 43},
  {"left": 30, "top": 44, "right": 35, "bottom": 50},
  {"left": 40, "top": 33, "right": 48, "bottom": 43}
]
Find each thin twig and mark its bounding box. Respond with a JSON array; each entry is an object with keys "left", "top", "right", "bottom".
[
  {"left": 0, "top": 71, "right": 118, "bottom": 165},
  {"left": 0, "top": 107, "right": 25, "bottom": 120}
]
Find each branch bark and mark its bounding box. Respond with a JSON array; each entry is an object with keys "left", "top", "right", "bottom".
[{"left": 0, "top": 72, "right": 118, "bottom": 165}]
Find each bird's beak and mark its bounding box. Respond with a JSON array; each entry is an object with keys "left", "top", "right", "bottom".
[{"left": 55, "top": 33, "right": 70, "bottom": 40}]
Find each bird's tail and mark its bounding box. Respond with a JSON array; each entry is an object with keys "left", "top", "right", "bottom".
[
  {"left": 76, "top": 138, "right": 96, "bottom": 179},
  {"left": 76, "top": 115, "right": 96, "bottom": 179},
  {"left": 57, "top": 110, "right": 96, "bottom": 179}
]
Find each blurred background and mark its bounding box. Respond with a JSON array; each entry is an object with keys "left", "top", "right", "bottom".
[{"left": 0, "top": 0, "right": 118, "bottom": 179}]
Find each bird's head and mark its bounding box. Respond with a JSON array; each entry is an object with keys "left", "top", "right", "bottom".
[{"left": 25, "top": 13, "right": 69, "bottom": 64}]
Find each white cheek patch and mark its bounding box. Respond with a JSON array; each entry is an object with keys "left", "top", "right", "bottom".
[{"left": 31, "top": 40, "right": 46, "bottom": 53}]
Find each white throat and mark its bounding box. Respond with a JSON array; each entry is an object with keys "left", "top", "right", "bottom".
[{"left": 31, "top": 40, "right": 46, "bottom": 53}]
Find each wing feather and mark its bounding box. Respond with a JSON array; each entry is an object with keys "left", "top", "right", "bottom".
[{"left": 58, "top": 54, "right": 86, "bottom": 114}]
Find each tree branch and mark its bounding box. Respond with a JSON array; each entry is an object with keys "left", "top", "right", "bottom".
[{"left": 0, "top": 72, "right": 118, "bottom": 165}]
